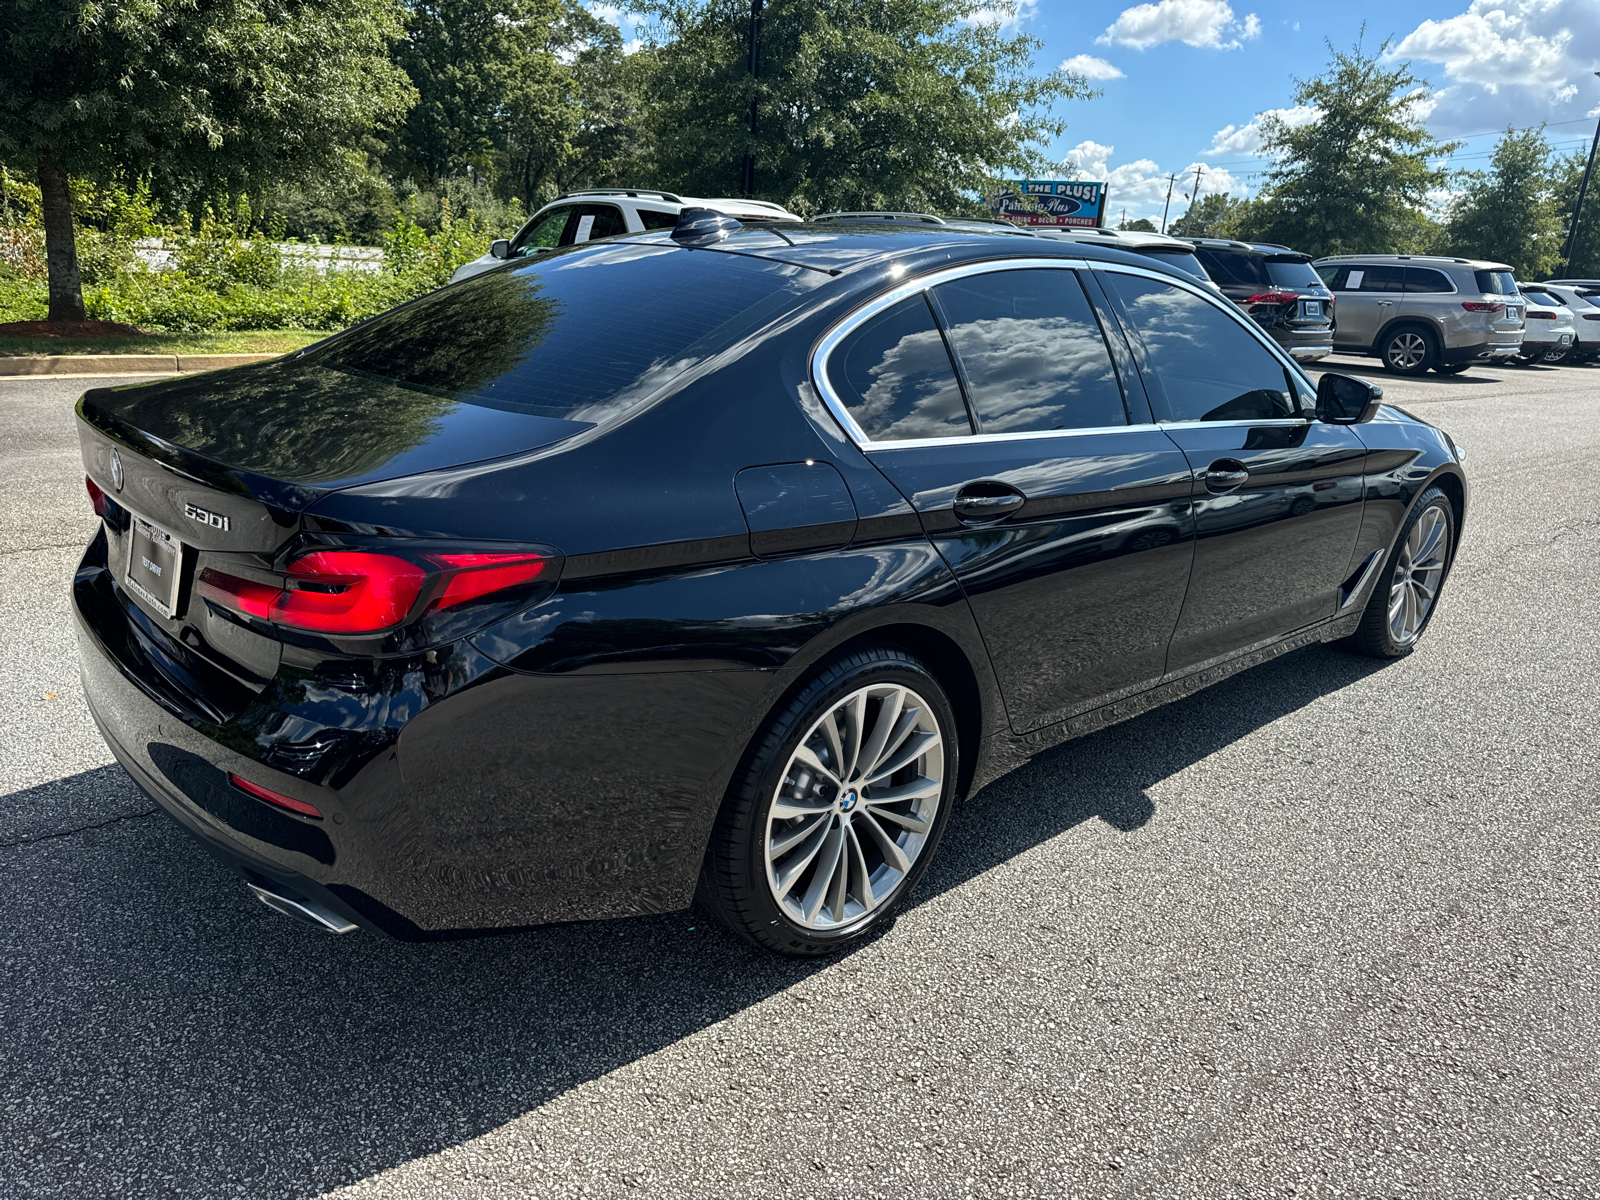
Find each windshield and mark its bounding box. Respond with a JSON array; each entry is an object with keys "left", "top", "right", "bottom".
[
  {"left": 304, "top": 243, "right": 819, "bottom": 424},
  {"left": 1138, "top": 249, "right": 1211, "bottom": 282},
  {"left": 1475, "top": 269, "right": 1518, "bottom": 295},
  {"left": 1266, "top": 258, "right": 1322, "bottom": 288},
  {"left": 1522, "top": 291, "right": 1562, "bottom": 306}
]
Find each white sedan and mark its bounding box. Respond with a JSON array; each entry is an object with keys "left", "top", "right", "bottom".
[{"left": 1515, "top": 285, "right": 1578, "bottom": 364}]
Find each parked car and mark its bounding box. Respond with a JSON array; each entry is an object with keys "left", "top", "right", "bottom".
[
  {"left": 1511, "top": 284, "right": 1577, "bottom": 364},
  {"left": 1181, "top": 239, "right": 1334, "bottom": 363},
  {"left": 1534, "top": 283, "right": 1600, "bottom": 362},
  {"left": 451, "top": 189, "right": 799, "bottom": 282},
  {"left": 1312, "top": 254, "right": 1524, "bottom": 375},
  {"left": 74, "top": 214, "right": 1468, "bottom": 957}
]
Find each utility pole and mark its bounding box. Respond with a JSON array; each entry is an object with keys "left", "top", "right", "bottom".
[
  {"left": 1159, "top": 174, "right": 1177, "bottom": 235},
  {"left": 1120, "top": 207, "right": 1127, "bottom": 230},
  {"left": 1561, "top": 71, "right": 1600, "bottom": 271},
  {"left": 739, "top": 0, "right": 764, "bottom": 198}
]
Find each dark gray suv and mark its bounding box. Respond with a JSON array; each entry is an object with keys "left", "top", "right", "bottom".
[{"left": 1182, "top": 239, "right": 1334, "bottom": 362}]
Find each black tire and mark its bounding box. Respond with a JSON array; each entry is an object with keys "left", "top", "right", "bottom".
[
  {"left": 1432, "top": 363, "right": 1470, "bottom": 375},
  {"left": 1346, "top": 487, "right": 1456, "bottom": 659},
  {"left": 698, "top": 644, "right": 959, "bottom": 957},
  {"left": 1379, "top": 325, "right": 1438, "bottom": 376}
]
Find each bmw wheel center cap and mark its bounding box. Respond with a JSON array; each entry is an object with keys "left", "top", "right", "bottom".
[{"left": 840, "top": 791, "right": 857, "bottom": 813}]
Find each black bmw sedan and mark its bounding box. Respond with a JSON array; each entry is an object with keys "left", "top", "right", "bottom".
[{"left": 73, "top": 213, "right": 1467, "bottom": 956}]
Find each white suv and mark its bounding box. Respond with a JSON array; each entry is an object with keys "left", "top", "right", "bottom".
[{"left": 451, "top": 190, "right": 799, "bottom": 282}]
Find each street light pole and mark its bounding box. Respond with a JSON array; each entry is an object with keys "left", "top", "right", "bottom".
[
  {"left": 1560, "top": 71, "right": 1600, "bottom": 271},
  {"left": 739, "top": 0, "right": 764, "bottom": 198}
]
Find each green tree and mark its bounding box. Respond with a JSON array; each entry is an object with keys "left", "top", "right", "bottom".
[
  {"left": 1168, "top": 192, "right": 1239, "bottom": 238},
  {"left": 1237, "top": 37, "right": 1457, "bottom": 257},
  {"left": 633, "top": 0, "right": 1091, "bottom": 214},
  {"left": 1552, "top": 147, "right": 1600, "bottom": 278},
  {"left": 1444, "top": 127, "right": 1564, "bottom": 277},
  {"left": 0, "top": 0, "right": 413, "bottom": 324},
  {"left": 1119, "top": 217, "right": 1156, "bottom": 232}
]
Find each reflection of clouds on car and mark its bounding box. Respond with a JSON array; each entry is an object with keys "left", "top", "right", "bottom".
[
  {"left": 938, "top": 314, "right": 1120, "bottom": 433},
  {"left": 835, "top": 298, "right": 971, "bottom": 440}
]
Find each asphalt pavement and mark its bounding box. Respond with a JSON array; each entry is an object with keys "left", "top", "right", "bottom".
[{"left": 2, "top": 358, "right": 1597, "bottom": 1199}]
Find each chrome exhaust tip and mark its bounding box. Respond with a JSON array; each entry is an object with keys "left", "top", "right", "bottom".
[{"left": 248, "top": 882, "right": 358, "bottom": 934}]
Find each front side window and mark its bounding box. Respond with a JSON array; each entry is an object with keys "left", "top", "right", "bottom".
[
  {"left": 1475, "top": 269, "right": 1518, "bottom": 295},
  {"left": 515, "top": 207, "right": 572, "bottom": 255},
  {"left": 1403, "top": 267, "right": 1454, "bottom": 294},
  {"left": 931, "top": 269, "right": 1127, "bottom": 434},
  {"left": 567, "top": 204, "right": 627, "bottom": 245},
  {"left": 1342, "top": 265, "right": 1404, "bottom": 292},
  {"left": 827, "top": 295, "right": 971, "bottom": 441},
  {"left": 1104, "top": 272, "right": 1297, "bottom": 423}
]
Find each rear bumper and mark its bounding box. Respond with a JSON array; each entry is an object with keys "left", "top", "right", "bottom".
[
  {"left": 1440, "top": 340, "right": 1521, "bottom": 364},
  {"left": 72, "top": 535, "right": 770, "bottom": 938}
]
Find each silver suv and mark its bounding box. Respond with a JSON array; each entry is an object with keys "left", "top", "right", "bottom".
[{"left": 1312, "top": 254, "right": 1525, "bottom": 375}]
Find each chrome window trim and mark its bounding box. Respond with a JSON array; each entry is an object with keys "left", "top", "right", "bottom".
[
  {"left": 860, "top": 422, "right": 1166, "bottom": 453},
  {"left": 811, "top": 256, "right": 1091, "bottom": 447},
  {"left": 1157, "top": 417, "right": 1309, "bottom": 429}
]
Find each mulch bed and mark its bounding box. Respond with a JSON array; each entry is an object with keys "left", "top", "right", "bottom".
[{"left": 0, "top": 320, "right": 149, "bottom": 338}]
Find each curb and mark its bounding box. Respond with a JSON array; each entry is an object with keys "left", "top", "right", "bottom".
[{"left": 0, "top": 353, "right": 279, "bottom": 377}]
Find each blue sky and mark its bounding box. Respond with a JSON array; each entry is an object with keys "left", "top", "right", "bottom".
[{"left": 591, "top": 0, "right": 1600, "bottom": 223}]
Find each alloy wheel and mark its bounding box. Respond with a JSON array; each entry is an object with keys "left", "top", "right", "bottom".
[
  {"left": 1387, "top": 505, "right": 1449, "bottom": 645},
  {"left": 764, "top": 683, "right": 944, "bottom": 932},
  {"left": 1386, "top": 332, "right": 1428, "bottom": 370}
]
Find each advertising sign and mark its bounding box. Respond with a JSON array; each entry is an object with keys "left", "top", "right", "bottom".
[{"left": 990, "top": 180, "right": 1108, "bottom": 228}]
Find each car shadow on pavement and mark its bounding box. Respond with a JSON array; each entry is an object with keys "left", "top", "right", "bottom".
[
  {"left": 1315, "top": 358, "right": 1504, "bottom": 385},
  {"left": 0, "top": 642, "right": 1389, "bottom": 1199}
]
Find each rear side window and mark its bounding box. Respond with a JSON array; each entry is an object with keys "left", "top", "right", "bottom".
[
  {"left": 1104, "top": 273, "right": 1297, "bottom": 423},
  {"left": 567, "top": 204, "right": 627, "bottom": 244},
  {"left": 1192, "top": 247, "right": 1268, "bottom": 289},
  {"left": 1403, "top": 268, "right": 1454, "bottom": 293},
  {"left": 307, "top": 243, "right": 817, "bottom": 424},
  {"left": 1265, "top": 258, "right": 1321, "bottom": 288},
  {"left": 931, "top": 269, "right": 1127, "bottom": 434},
  {"left": 637, "top": 209, "right": 679, "bottom": 230},
  {"left": 1475, "top": 270, "right": 1518, "bottom": 295},
  {"left": 827, "top": 295, "right": 972, "bottom": 441},
  {"left": 1342, "top": 265, "right": 1404, "bottom": 292}
]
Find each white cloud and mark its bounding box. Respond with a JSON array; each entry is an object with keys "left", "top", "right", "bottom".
[
  {"left": 1391, "top": 0, "right": 1600, "bottom": 134},
  {"left": 966, "top": 0, "right": 1038, "bottom": 32},
  {"left": 1205, "top": 105, "right": 1319, "bottom": 156},
  {"left": 588, "top": 2, "right": 623, "bottom": 23},
  {"left": 1061, "top": 54, "right": 1125, "bottom": 80},
  {"left": 1098, "top": 0, "right": 1262, "bottom": 51}
]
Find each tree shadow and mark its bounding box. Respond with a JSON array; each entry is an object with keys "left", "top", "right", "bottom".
[{"left": 0, "top": 642, "right": 1389, "bottom": 1199}]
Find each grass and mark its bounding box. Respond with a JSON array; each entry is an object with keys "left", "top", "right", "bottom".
[{"left": 0, "top": 329, "right": 327, "bottom": 357}]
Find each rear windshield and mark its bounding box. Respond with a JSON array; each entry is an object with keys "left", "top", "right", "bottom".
[
  {"left": 1265, "top": 258, "right": 1321, "bottom": 288},
  {"left": 1522, "top": 291, "right": 1562, "bottom": 306},
  {"left": 1192, "top": 247, "right": 1268, "bottom": 288},
  {"left": 304, "top": 243, "right": 818, "bottom": 423},
  {"left": 1475, "top": 269, "right": 1518, "bottom": 295},
  {"left": 1138, "top": 249, "right": 1211, "bottom": 282}
]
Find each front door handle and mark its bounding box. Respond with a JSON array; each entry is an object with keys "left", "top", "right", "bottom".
[
  {"left": 953, "top": 481, "right": 1026, "bottom": 524},
  {"left": 1203, "top": 459, "right": 1250, "bottom": 493},
  {"left": 1378, "top": 300, "right": 1395, "bottom": 307}
]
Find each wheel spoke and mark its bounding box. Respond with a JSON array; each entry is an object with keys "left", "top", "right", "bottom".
[
  {"left": 1414, "top": 519, "right": 1445, "bottom": 567},
  {"left": 863, "top": 804, "right": 931, "bottom": 834},
  {"left": 773, "top": 815, "right": 833, "bottom": 900},
  {"left": 856, "top": 811, "right": 912, "bottom": 874},
  {"left": 854, "top": 688, "right": 905, "bottom": 784},
  {"left": 817, "top": 712, "right": 846, "bottom": 780},
  {"left": 842, "top": 692, "right": 867, "bottom": 780},
  {"left": 801, "top": 824, "right": 845, "bottom": 922},
  {"left": 863, "top": 774, "right": 941, "bottom": 805},
  {"left": 845, "top": 824, "right": 876, "bottom": 912},
  {"left": 769, "top": 812, "right": 829, "bottom": 857},
  {"left": 865, "top": 704, "right": 921, "bottom": 781},
  {"left": 1388, "top": 582, "right": 1407, "bottom": 625},
  {"left": 791, "top": 743, "right": 842, "bottom": 791},
  {"left": 864, "top": 730, "right": 939, "bottom": 785}
]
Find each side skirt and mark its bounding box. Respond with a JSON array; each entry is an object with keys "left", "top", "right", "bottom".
[{"left": 968, "top": 611, "right": 1363, "bottom": 794}]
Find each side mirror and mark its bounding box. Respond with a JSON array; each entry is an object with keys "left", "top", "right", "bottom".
[
  {"left": 1315, "top": 372, "right": 1383, "bottom": 424},
  {"left": 489, "top": 239, "right": 512, "bottom": 260}
]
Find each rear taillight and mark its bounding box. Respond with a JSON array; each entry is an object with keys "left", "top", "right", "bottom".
[
  {"left": 230, "top": 773, "right": 323, "bottom": 819},
  {"left": 1525, "top": 311, "right": 1555, "bottom": 320},
  {"left": 1245, "top": 291, "right": 1303, "bottom": 305},
  {"left": 86, "top": 475, "right": 107, "bottom": 517},
  {"left": 197, "top": 548, "right": 551, "bottom": 636},
  {"left": 1462, "top": 302, "right": 1504, "bottom": 313}
]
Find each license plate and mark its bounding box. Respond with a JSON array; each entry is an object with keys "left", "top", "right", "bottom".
[
  {"left": 125, "top": 515, "right": 185, "bottom": 619},
  {"left": 1301, "top": 301, "right": 1322, "bottom": 318}
]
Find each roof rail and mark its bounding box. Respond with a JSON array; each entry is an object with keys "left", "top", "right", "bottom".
[
  {"left": 557, "top": 188, "right": 685, "bottom": 203},
  {"left": 812, "top": 211, "right": 947, "bottom": 224}
]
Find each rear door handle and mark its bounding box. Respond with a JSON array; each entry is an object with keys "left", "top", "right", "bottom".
[
  {"left": 953, "top": 482, "right": 1026, "bottom": 524},
  {"left": 1203, "top": 459, "right": 1250, "bottom": 493}
]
